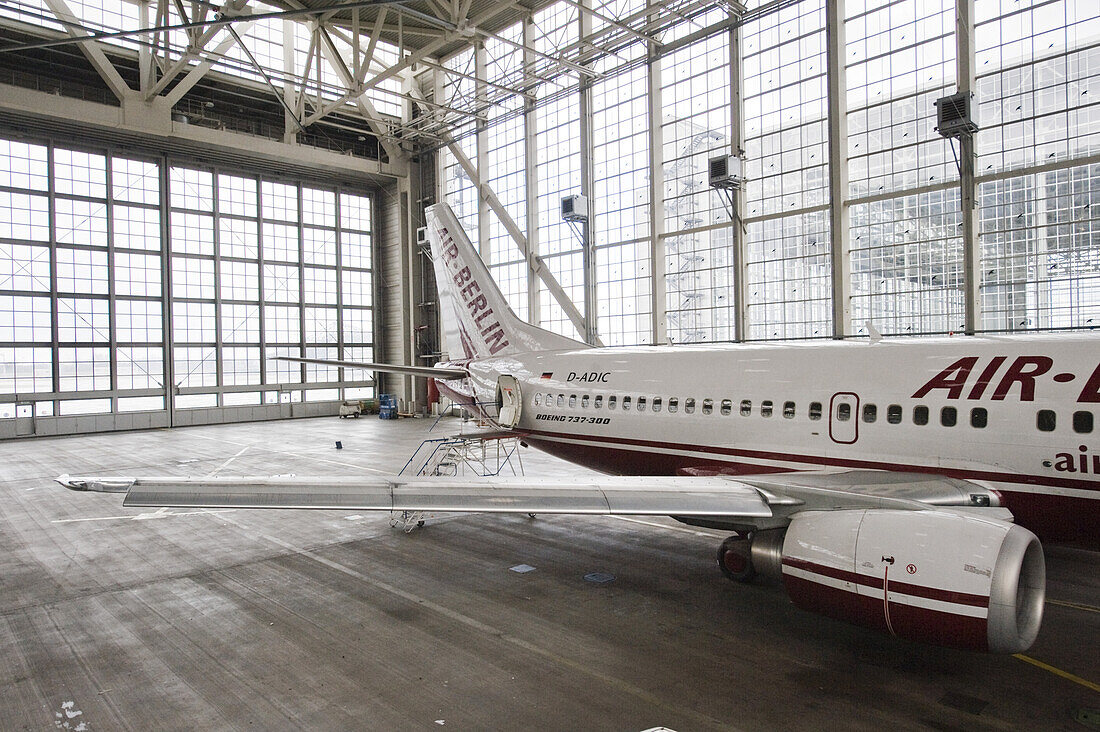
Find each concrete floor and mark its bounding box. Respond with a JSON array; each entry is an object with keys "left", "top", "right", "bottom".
[{"left": 1, "top": 415, "right": 1097, "bottom": 731}]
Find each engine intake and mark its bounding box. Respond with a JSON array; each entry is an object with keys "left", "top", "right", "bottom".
[{"left": 770, "top": 509, "right": 1044, "bottom": 653}]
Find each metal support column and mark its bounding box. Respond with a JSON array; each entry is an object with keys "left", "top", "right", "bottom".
[
  {"left": 578, "top": 0, "right": 598, "bottom": 345},
  {"left": 523, "top": 15, "right": 542, "bottom": 326},
  {"left": 957, "top": 0, "right": 980, "bottom": 334},
  {"left": 282, "top": 18, "right": 299, "bottom": 144},
  {"left": 474, "top": 43, "right": 490, "bottom": 261},
  {"left": 159, "top": 155, "right": 175, "bottom": 426},
  {"left": 826, "top": 0, "right": 852, "bottom": 338},
  {"left": 648, "top": 2, "right": 666, "bottom": 345},
  {"left": 729, "top": 19, "right": 749, "bottom": 341},
  {"left": 213, "top": 167, "right": 225, "bottom": 404}
]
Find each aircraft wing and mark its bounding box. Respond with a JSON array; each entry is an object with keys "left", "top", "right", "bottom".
[
  {"left": 273, "top": 356, "right": 468, "bottom": 380},
  {"left": 55, "top": 475, "right": 775, "bottom": 517},
  {"left": 55, "top": 469, "right": 1011, "bottom": 523}
]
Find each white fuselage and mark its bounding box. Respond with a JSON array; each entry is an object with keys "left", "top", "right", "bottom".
[{"left": 439, "top": 332, "right": 1100, "bottom": 544}]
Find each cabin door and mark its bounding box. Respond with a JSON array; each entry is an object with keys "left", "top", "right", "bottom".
[
  {"left": 829, "top": 392, "right": 859, "bottom": 444},
  {"left": 496, "top": 375, "right": 522, "bottom": 428}
]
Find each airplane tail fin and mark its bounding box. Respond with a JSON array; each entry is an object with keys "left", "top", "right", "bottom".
[{"left": 425, "top": 203, "right": 586, "bottom": 360}]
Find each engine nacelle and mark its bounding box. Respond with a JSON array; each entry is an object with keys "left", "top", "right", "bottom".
[{"left": 775, "top": 509, "right": 1045, "bottom": 653}]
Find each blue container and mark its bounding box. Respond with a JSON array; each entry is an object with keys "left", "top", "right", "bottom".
[{"left": 378, "top": 394, "right": 398, "bottom": 420}]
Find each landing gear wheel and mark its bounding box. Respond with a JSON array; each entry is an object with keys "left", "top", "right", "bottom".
[{"left": 717, "top": 533, "right": 757, "bottom": 583}]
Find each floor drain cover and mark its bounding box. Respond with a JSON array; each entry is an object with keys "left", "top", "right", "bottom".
[{"left": 584, "top": 572, "right": 615, "bottom": 584}]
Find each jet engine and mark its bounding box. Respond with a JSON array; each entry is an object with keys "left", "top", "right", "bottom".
[{"left": 721, "top": 509, "right": 1045, "bottom": 653}]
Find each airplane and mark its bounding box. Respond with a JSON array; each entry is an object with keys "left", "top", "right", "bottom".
[{"left": 58, "top": 202, "right": 1099, "bottom": 655}]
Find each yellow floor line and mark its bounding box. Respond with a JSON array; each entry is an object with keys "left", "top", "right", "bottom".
[
  {"left": 1013, "top": 654, "right": 1100, "bottom": 694},
  {"left": 1047, "top": 598, "right": 1100, "bottom": 614}
]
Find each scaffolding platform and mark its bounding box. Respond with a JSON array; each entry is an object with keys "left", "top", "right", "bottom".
[{"left": 390, "top": 430, "right": 525, "bottom": 532}]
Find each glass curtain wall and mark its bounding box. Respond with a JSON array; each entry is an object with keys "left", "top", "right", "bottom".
[
  {"left": 975, "top": 0, "right": 1100, "bottom": 330},
  {"left": 0, "top": 133, "right": 374, "bottom": 423},
  {"left": 533, "top": 3, "right": 585, "bottom": 340},
  {"left": 591, "top": 4, "right": 653, "bottom": 346},
  {"left": 439, "top": 0, "right": 1098, "bottom": 344}
]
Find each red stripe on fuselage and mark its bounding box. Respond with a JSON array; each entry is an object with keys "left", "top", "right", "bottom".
[
  {"left": 519, "top": 427, "right": 1100, "bottom": 492},
  {"left": 519, "top": 429, "right": 1100, "bottom": 545}
]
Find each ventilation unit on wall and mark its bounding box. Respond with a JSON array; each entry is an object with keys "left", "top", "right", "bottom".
[
  {"left": 561, "top": 194, "right": 588, "bottom": 222},
  {"left": 708, "top": 155, "right": 744, "bottom": 189},
  {"left": 934, "top": 92, "right": 978, "bottom": 137}
]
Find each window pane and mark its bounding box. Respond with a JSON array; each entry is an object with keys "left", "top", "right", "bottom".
[
  {"left": 1037, "top": 409, "right": 1056, "bottom": 432},
  {"left": 941, "top": 406, "right": 957, "bottom": 427},
  {"left": 971, "top": 407, "right": 988, "bottom": 429}
]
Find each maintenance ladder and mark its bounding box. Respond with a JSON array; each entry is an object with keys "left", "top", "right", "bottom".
[{"left": 391, "top": 433, "right": 524, "bottom": 532}]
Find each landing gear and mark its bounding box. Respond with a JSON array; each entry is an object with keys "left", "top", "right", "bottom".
[{"left": 717, "top": 532, "right": 757, "bottom": 583}]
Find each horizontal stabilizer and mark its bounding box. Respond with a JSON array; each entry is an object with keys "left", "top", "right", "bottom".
[
  {"left": 273, "top": 356, "right": 467, "bottom": 380},
  {"left": 56, "top": 475, "right": 775, "bottom": 517}
]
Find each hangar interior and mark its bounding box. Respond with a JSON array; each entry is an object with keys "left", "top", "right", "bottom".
[
  {"left": 0, "top": 0, "right": 1097, "bottom": 438},
  {"left": 1, "top": 2, "right": 1099, "bottom": 729}
]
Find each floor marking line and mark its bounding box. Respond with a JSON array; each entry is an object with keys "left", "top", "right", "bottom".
[
  {"left": 188, "top": 432, "right": 390, "bottom": 475},
  {"left": 52, "top": 509, "right": 235, "bottom": 523},
  {"left": 207, "top": 445, "right": 251, "bottom": 477},
  {"left": 1046, "top": 598, "right": 1100, "bottom": 614},
  {"left": 1013, "top": 654, "right": 1100, "bottom": 693},
  {"left": 205, "top": 511, "right": 735, "bottom": 731}
]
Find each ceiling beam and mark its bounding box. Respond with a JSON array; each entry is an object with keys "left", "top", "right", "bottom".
[
  {"left": 315, "top": 24, "right": 406, "bottom": 164},
  {"left": 41, "top": 0, "right": 132, "bottom": 101}
]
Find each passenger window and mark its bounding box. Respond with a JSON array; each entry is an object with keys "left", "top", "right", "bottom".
[
  {"left": 761, "top": 401, "right": 773, "bottom": 418},
  {"left": 557, "top": 394, "right": 565, "bottom": 408},
  {"left": 594, "top": 395, "right": 603, "bottom": 409},
  {"left": 808, "top": 402, "right": 822, "bottom": 421},
  {"left": 836, "top": 403, "right": 851, "bottom": 421},
  {"left": 622, "top": 396, "right": 632, "bottom": 410},
  {"left": 886, "top": 404, "right": 902, "bottom": 424},
  {"left": 941, "top": 406, "right": 957, "bottom": 427},
  {"left": 1037, "top": 409, "right": 1056, "bottom": 432},
  {"left": 740, "top": 399, "right": 752, "bottom": 416},
  {"left": 971, "top": 407, "right": 987, "bottom": 428},
  {"left": 702, "top": 399, "right": 713, "bottom": 415},
  {"left": 913, "top": 405, "right": 928, "bottom": 426},
  {"left": 1073, "top": 410, "right": 1093, "bottom": 434},
  {"left": 581, "top": 394, "right": 590, "bottom": 408},
  {"left": 685, "top": 398, "right": 696, "bottom": 414},
  {"left": 783, "top": 401, "right": 795, "bottom": 419},
  {"left": 637, "top": 396, "right": 646, "bottom": 411},
  {"left": 534, "top": 393, "right": 542, "bottom": 406},
  {"left": 608, "top": 395, "right": 617, "bottom": 410},
  {"left": 720, "top": 399, "right": 732, "bottom": 416},
  {"left": 652, "top": 397, "right": 662, "bottom": 412},
  {"left": 569, "top": 394, "right": 577, "bottom": 408},
  {"left": 668, "top": 397, "right": 679, "bottom": 413},
  {"left": 863, "top": 404, "right": 877, "bottom": 423}
]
